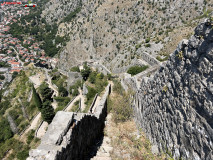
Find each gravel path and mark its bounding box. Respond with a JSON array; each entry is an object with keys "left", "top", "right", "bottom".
[
  {"left": 91, "top": 114, "right": 113, "bottom": 160},
  {"left": 92, "top": 96, "right": 101, "bottom": 113},
  {"left": 64, "top": 89, "right": 86, "bottom": 112},
  {"left": 36, "top": 121, "right": 48, "bottom": 138},
  {"left": 20, "top": 113, "right": 41, "bottom": 140},
  {"left": 64, "top": 95, "right": 81, "bottom": 112}
]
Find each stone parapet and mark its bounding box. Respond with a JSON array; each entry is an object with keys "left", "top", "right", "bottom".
[{"left": 27, "top": 84, "right": 111, "bottom": 160}]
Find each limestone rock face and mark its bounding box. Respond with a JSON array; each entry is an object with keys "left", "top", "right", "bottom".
[
  {"left": 51, "top": 0, "right": 212, "bottom": 73},
  {"left": 41, "top": 0, "right": 81, "bottom": 24},
  {"left": 134, "top": 21, "right": 213, "bottom": 160}
]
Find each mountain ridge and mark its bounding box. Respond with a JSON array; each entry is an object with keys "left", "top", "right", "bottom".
[{"left": 44, "top": 0, "right": 212, "bottom": 73}]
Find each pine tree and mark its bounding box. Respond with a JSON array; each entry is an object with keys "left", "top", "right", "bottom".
[
  {"left": 41, "top": 100, "right": 55, "bottom": 124},
  {"left": 39, "top": 82, "right": 53, "bottom": 101}
]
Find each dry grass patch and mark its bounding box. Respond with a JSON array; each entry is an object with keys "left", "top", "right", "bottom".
[
  {"left": 107, "top": 80, "right": 166, "bottom": 159},
  {"left": 108, "top": 120, "right": 165, "bottom": 160}
]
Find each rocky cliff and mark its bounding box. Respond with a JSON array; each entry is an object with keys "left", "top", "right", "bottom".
[
  {"left": 41, "top": 0, "right": 81, "bottom": 24},
  {"left": 54, "top": 0, "right": 212, "bottom": 73},
  {"left": 134, "top": 20, "right": 213, "bottom": 159}
]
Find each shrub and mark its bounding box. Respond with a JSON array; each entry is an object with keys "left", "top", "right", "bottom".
[
  {"left": 109, "top": 92, "right": 133, "bottom": 123},
  {"left": 0, "top": 75, "right": 5, "bottom": 80},
  {"left": 89, "top": 71, "right": 97, "bottom": 84},
  {"left": 96, "top": 73, "right": 104, "bottom": 79},
  {"left": 69, "top": 80, "right": 82, "bottom": 96},
  {"left": 63, "top": 7, "right": 82, "bottom": 22},
  {"left": 135, "top": 44, "right": 141, "bottom": 50},
  {"left": 58, "top": 86, "right": 68, "bottom": 97},
  {"left": 145, "top": 38, "right": 150, "bottom": 43},
  {"left": 54, "top": 97, "right": 70, "bottom": 112},
  {"left": 107, "top": 74, "right": 112, "bottom": 80},
  {"left": 86, "top": 87, "right": 97, "bottom": 101},
  {"left": 27, "top": 129, "right": 35, "bottom": 144},
  {"left": 70, "top": 66, "right": 80, "bottom": 72},
  {"left": 72, "top": 88, "right": 79, "bottom": 96},
  {"left": 156, "top": 55, "right": 168, "bottom": 62},
  {"left": 12, "top": 71, "right": 18, "bottom": 79},
  {"left": 145, "top": 43, "right": 151, "bottom": 47},
  {"left": 113, "top": 79, "right": 124, "bottom": 95},
  {"left": 16, "top": 147, "right": 30, "bottom": 160},
  {"left": 80, "top": 64, "right": 91, "bottom": 81},
  {"left": 0, "top": 118, "right": 13, "bottom": 142},
  {"left": 127, "top": 65, "right": 149, "bottom": 76},
  {"left": 95, "top": 77, "right": 108, "bottom": 93},
  {"left": 71, "top": 100, "right": 79, "bottom": 112}
]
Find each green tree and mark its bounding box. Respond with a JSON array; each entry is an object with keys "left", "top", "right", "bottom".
[
  {"left": 72, "top": 88, "right": 79, "bottom": 96},
  {"left": 107, "top": 74, "right": 112, "bottom": 80},
  {"left": 0, "top": 118, "right": 13, "bottom": 142},
  {"left": 55, "top": 36, "right": 64, "bottom": 45},
  {"left": 58, "top": 86, "right": 68, "bottom": 97},
  {"left": 41, "top": 100, "right": 55, "bottom": 124},
  {"left": 80, "top": 64, "right": 91, "bottom": 81},
  {"left": 39, "top": 83, "right": 53, "bottom": 101},
  {"left": 0, "top": 75, "right": 5, "bottom": 80},
  {"left": 17, "top": 148, "right": 29, "bottom": 160},
  {"left": 12, "top": 71, "right": 18, "bottom": 79},
  {"left": 127, "top": 65, "right": 149, "bottom": 76},
  {"left": 70, "top": 66, "right": 80, "bottom": 72},
  {"left": 86, "top": 87, "right": 97, "bottom": 100},
  {"left": 97, "top": 73, "right": 104, "bottom": 79},
  {"left": 89, "top": 71, "right": 97, "bottom": 84}
]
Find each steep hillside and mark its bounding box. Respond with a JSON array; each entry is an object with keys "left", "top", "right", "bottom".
[
  {"left": 40, "top": 0, "right": 213, "bottom": 72},
  {"left": 134, "top": 20, "right": 213, "bottom": 159},
  {"left": 41, "top": 0, "right": 81, "bottom": 24}
]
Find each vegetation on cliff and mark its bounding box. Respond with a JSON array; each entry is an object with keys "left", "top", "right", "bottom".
[
  {"left": 38, "top": 82, "right": 55, "bottom": 123},
  {"left": 106, "top": 80, "right": 167, "bottom": 159},
  {"left": 31, "top": 86, "right": 42, "bottom": 110},
  {"left": 41, "top": 100, "right": 55, "bottom": 124},
  {"left": 0, "top": 70, "right": 41, "bottom": 159},
  {"left": 127, "top": 65, "right": 149, "bottom": 76}
]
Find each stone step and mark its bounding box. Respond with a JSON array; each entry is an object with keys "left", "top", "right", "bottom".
[
  {"left": 102, "top": 139, "right": 111, "bottom": 145},
  {"left": 91, "top": 156, "right": 112, "bottom": 160},
  {"left": 96, "top": 151, "right": 111, "bottom": 157},
  {"left": 99, "top": 146, "right": 113, "bottom": 153}
]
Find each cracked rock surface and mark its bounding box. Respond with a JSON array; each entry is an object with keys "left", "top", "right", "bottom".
[{"left": 134, "top": 21, "right": 213, "bottom": 160}]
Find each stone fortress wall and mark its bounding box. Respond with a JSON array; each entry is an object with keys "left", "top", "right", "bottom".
[
  {"left": 112, "top": 53, "right": 159, "bottom": 74},
  {"left": 134, "top": 21, "right": 213, "bottom": 159},
  {"left": 27, "top": 84, "right": 111, "bottom": 160}
]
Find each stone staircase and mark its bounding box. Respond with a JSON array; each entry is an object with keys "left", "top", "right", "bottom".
[
  {"left": 91, "top": 114, "right": 113, "bottom": 160},
  {"left": 91, "top": 136, "right": 113, "bottom": 160}
]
